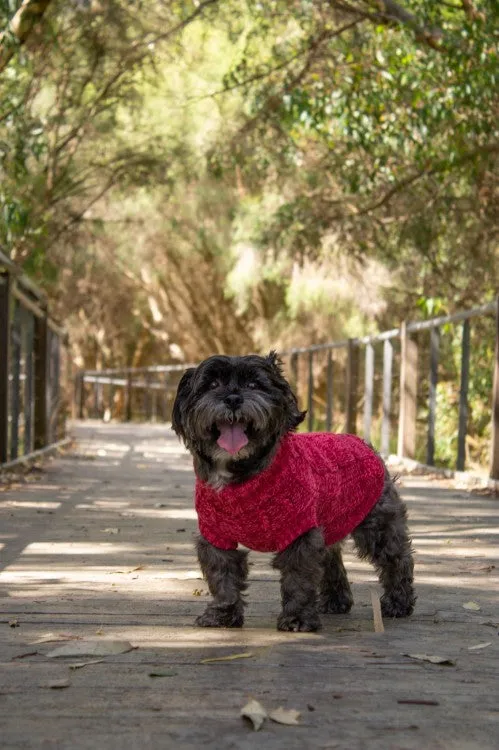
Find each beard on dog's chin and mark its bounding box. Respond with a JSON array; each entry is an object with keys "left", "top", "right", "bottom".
[{"left": 172, "top": 352, "right": 306, "bottom": 485}]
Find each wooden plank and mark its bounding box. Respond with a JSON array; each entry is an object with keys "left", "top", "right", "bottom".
[
  {"left": 326, "top": 350, "right": 333, "bottom": 432},
  {"left": 397, "top": 322, "right": 418, "bottom": 458},
  {"left": 363, "top": 343, "right": 374, "bottom": 442},
  {"left": 0, "top": 272, "right": 10, "bottom": 463},
  {"left": 345, "top": 339, "right": 359, "bottom": 434},
  {"left": 457, "top": 319, "right": 470, "bottom": 472},
  {"left": 381, "top": 338, "right": 393, "bottom": 456},
  {"left": 307, "top": 351, "right": 314, "bottom": 431},
  {"left": 1, "top": 422, "right": 499, "bottom": 749},
  {"left": 490, "top": 297, "right": 499, "bottom": 479},
  {"left": 426, "top": 327, "right": 440, "bottom": 466},
  {"left": 370, "top": 588, "right": 385, "bottom": 633}
]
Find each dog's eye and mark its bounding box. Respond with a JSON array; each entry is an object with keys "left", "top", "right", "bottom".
[{"left": 209, "top": 379, "right": 220, "bottom": 389}]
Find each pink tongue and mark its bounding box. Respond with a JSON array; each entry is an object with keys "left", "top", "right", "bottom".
[{"left": 217, "top": 424, "right": 249, "bottom": 455}]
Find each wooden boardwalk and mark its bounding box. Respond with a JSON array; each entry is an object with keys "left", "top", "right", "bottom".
[{"left": 1, "top": 422, "right": 498, "bottom": 749}]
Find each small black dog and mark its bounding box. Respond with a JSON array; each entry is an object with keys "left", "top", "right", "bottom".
[{"left": 172, "top": 352, "right": 415, "bottom": 632}]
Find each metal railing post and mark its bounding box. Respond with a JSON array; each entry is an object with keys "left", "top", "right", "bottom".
[
  {"left": 397, "top": 321, "right": 418, "bottom": 459},
  {"left": 345, "top": 338, "right": 359, "bottom": 434},
  {"left": 363, "top": 342, "right": 374, "bottom": 442},
  {"left": 490, "top": 297, "right": 499, "bottom": 479},
  {"left": 426, "top": 327, "right": 440, "bottom": 466},
  {"left": 0, "top": 272, "right": 10, "bottom": 463},
  {"left": 307, "top": 351, "right": 314, "bottom": 431},
  {"left": 457, "top": 319, "right": 470, "bottom": 472},
  {"left": 381, "top": 338, "right": 393, "bottom": 456},
  {"left": 325, "top": 350, "right": 333, "bottom": 432},
  {"left": 34, "top": 307, "right": 49, "bottom": 450},
  {"left": 125, "top": 372, "right": 133, "bottom": 422}
]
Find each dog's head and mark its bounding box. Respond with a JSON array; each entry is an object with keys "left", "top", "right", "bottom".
[{"left": 172, "top": 352, "right": 305, "bottom": 482}]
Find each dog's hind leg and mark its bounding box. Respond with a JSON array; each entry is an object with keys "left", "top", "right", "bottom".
[
  {"left": 195, "top": 536, "right": 248, "bottom": 627},
  {"left": 272, "top": 528, "right": 325, "bottom": 632},
  {"left": 352, "top": 473, "right": 416, "bottom": 618},
  {"left": 319, "top": 543, "right": 354, "bottom": 614}
]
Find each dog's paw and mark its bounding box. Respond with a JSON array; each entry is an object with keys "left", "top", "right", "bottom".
[
  {"left": 195, "top": 606, "right": 244, "bottom": 628},
  {"left": 380, "top": 595, "right": 415, "bottom": 618},
  {"left": 277, "top": 612, "right": 322, "bottom": 632},
  {"left": 319, "top": 593, "right": 353, "bottom": 615}
]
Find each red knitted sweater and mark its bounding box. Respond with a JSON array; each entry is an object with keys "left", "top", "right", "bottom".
[{"left": 195, "top": 433, "right": 385, "bottom": 553}]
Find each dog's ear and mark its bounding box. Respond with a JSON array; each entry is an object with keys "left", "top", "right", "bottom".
[
  {"left": 172, "top": 367, "right": 196, "bottom": 440},
  {"left": 265, "top": 351, "right": 306, "bottom": 431},
  {"left": 285, "top": 393, "right": 307, "bottom": 431},
  {"left": 265, "top": 350, "right": 282, "bottom": 372}
]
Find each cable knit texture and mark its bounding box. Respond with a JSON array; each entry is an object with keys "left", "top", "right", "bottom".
[{"left": 195, "top": 433, "right": 386, "bottom": 552}]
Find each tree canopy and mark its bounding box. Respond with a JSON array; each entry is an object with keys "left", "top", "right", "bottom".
[{"left": 0, "top": 0, "right": 497, "bottom": 368}]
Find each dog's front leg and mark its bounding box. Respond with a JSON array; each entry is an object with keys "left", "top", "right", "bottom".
[
  {"left": 195, "top": 536, "right": 248, "bottom": 628},
  {"left": 272, "top": 528, "right": 325, "bottom": 632}
]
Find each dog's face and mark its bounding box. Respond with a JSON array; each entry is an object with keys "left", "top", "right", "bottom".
[{"left": 172, "top": 352, "right": 305, "bottom": 484}]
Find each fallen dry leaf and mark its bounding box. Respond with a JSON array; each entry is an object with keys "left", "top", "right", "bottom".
[
  {"left": 468, "top": 642, "right": 492, "bottom": 651},
  {"left": 404, "top": 653, "right": 455, "bottom": 666},
  {"left": 458, "top": 564, "right": 495, "bottom": 573},
  {"left": 111, "top": 566, "right": 146, "bottom": 575},
  {"left": 192, "top": 589, "right": 203, "bottom": 597},
  {"left": 47, "top": 640, "right": 134, "bottom": 658},
  {"left": 462, "top": 601, "right": 481, "bottom": 611},
  {"left": 241, "top": 699, "right": 267, "bottom": 731},
  {"left": 8, "top": 619, "right": 19, "bottom": 628},
  {"left": 269, "top": 707, "right": 301, "bottom": 725},
  {"left": 43, "top": 680, "right": 70, "bottom": 690},
  {"left": 30, "top": 633, "right": 82, "bottom": 645},
  {"left": 370, "top": 589, "right": 385, "bottom": 634},
  {"left": 69, "top": 659, "right": 105, "bottom": 670},
  {"left": 102, "top": 528, "right": 119, "bottom": 534},
  {"left": 201, "top": 652, "right": 254, "bottom": 664},
  {"left": 12, "top": 651, "right": 38, "bottom": 660}
]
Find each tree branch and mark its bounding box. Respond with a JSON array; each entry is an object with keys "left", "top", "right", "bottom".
[
  {"left": 357, "top": 142, "right": 499, "bottom": 216},
  {"left": 460, "top": 1, "right": 484, "bottom": 21},
  {"left": 332, "top": 1, "right": 444, "bottom": 51},
  {"left": 0, "top": 0, "right": 53, "bottom": 74}
]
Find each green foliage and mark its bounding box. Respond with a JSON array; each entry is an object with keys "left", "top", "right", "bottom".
[{"left": 0, "top": 0, "right": 497, "bottom": 465}]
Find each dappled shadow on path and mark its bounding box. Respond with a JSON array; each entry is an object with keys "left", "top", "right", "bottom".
[{"left": 1, "top": 422, "right": 498, "bottom": 750}]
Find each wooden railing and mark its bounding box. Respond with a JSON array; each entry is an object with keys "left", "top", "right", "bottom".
[
  {"left": 0, "top": 252, "right": 68, "bottom": 468},
  {"left": 76, "top": 300, "right": 499, "bottom": 479}
]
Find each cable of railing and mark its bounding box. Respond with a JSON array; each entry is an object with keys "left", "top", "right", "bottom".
[
  {"left": 406, "top": 301, "right": 496, "bottom": 333},
  {"left": 75, "top": 299, "right": 499, "bottom": 480},
  {"left": 82, "top": 363, "right": 195, "bottom": 377}
]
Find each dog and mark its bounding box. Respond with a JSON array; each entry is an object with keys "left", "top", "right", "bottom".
[{"left": 172, "top": 351, "right": 416, "bottom": 632}]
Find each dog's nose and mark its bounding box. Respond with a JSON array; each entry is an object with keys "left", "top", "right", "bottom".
[{"left": 224, "top": 393, "right": 243, "bottom": 410}]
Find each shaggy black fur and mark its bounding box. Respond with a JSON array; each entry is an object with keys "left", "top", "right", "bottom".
[
  {"left": 273, "top": 528, "right": 325, "bottom": 632},
  {"left": 172, "top": 352, "right": 305, "bottom": 487},
  {"left": 195, "top": 536, "right": 249, "bottom": 627},
  {"left": 172, "top": 352, "right": 416, "bottom": 631},
  {"left": 352, "top": 470, "right": 416, "bottom": 617}
]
